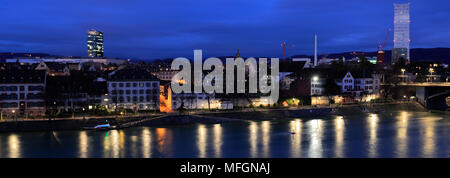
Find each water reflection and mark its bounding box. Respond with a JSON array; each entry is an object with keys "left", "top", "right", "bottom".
[
  {"left": 102, "top": 130, "right": 121, "bottom": 158},
  {"left": 197, "top": 125, "right": 207, "bottom": 158},
  {"left": 422, "top": 117, "right": 437, "bottom": 157},
  {"left": 334, "top": 116, "right": 345, "bottom": 157},
  {"left": 8, "top": 134, "right": 21, "bottom": 158},
  {"left": 261, "top": 121, "right": 271, "bottom": 157},
  {"left": 156, "top": 128, "right": 172, "bottom": 156},
  {"left": 130, "top": 135, "right": 138, "bottom": 157},
  {"left": 307, "top": 119, "right": 323, "bottom": 158},
  {"left": 141, "top": 128, "right": 152, "bottom": 158},
  {"left": 119, "top": 130, "right": 125, "bottom": 157},
  {"left": 213, "top": 124, "right": 223, "bottom": 158},
  {"left": 110, "top": 130, "right": 120, "bottom": 158},
  {"left": 0, "top": 109, "right": 447, "bottom": 158},
  {"left": 368, "top": 114, "right": 379, "bottom": 158},
  {"left": 289, "top": 120, "right": 302, "bottom": 157},
  {"left": 395, "top": 111, "right": 409, "bottom": 157},
  {"left": 249, "top": 121, "right": 258, "bottom": 158},
  {"left": 78, "top": 131, "right": 89, "bottom": 158}
]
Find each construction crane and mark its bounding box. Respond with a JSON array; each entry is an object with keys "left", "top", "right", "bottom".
[
  {"left": 377, "top": 28, "right": 391, "bottom": 64},
  {"left": 280, "top": 41, "right": 294, "bottom": 62}
]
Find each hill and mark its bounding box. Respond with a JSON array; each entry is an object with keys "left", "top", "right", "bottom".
[{"left": 291, "top": 48, "right": 450, "bottom": 64}]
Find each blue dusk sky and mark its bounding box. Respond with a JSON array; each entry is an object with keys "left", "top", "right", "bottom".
[{"left": 1, "top": 0, "right": 449, "bottom": 60}]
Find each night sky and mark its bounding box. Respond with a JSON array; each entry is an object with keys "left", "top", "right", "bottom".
[{"left": 1, "top": 0, "right": 449, "bottom": 60}]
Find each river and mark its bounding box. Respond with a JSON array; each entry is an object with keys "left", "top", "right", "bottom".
[{"left": 0, "top": 109, "right": 448, "bottom": 158}]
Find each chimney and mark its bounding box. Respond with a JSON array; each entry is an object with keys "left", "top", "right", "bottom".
[{"left": 314, "top": 33, "right": 318, "bottom": 67}]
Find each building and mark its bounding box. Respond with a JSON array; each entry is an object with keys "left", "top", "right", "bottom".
[
  {"left": 108, "top": 69, "right": 160, "bottom": 111},
  {"left": 156, "top": 70, "right": 179, "bottom": 81},
  {"left": 0, "top": 70, "right": 46, "bottom": 117},
  {"left": 34, "top": 61, "right": 70, "bottom": 76},
  {"left": 87, "top": 30, "right": 104, "bottom": 58},
  {"left": 336, "top": 71, "right": 382, "bottom": 99},
  {"left": 338, "top": 72, "right": 355, "bottom": 93},
  {"left": 45, "top": 72, "right": 108, "bottom": 112},
  {"left": 392, "top": 3, "right": 410, "bottom": 64},
  {"left": 311, "top": 76, "right": 324, "bottom": 96}
]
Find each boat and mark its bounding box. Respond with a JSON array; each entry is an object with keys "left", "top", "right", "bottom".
[{"left": 83, "top": 123, "right": 118, "bottom": 131}]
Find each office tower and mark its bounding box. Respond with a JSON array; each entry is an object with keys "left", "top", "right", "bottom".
[
  {"left": 87, "top": 30, "right": 104, "bottom": 58},
  {"left": 392, "top": 3, "right": 410, "bottom": 64}
]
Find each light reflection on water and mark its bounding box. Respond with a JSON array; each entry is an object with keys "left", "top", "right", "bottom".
[
  {"left": 289, "top": 120, "right": 302, "bottom": 157},
  {"left": 307, "top": 119, "right": 323, "bottom": 158},
  {"left": 8, "top": 134, "right": 21, "bottom": 158},
  {"left": 335, "top": 117, "right": 345, "bottom": 158},
  {"left": 0, "top": 110, "right": 448, "bottom": 158},
  {"left": 395, "top": 111, "right": 409, "bottom": 157},
  {"left": 422, "top": 117, "right": 437, "bottom": 157},
  {"left": 197, "top": 125, "right": 207, "bottom": 158},
  {"left": 368, "top": 114, "right": 378, "bottom": 158}
]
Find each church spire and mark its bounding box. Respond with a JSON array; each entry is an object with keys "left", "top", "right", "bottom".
[{"left": 235, "top": 48, "right": 241, "bottom": 58}]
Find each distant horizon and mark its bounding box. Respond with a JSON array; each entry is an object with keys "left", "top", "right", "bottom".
[{"left": 2, "top": 47, "right": 450, "bottom": 61}]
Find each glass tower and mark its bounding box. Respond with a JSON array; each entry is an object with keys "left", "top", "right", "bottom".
[
  {"left": 392, "top": 3, "right": 410, "bottom": 64},
  {"left": 87, "top": 30, "right": 104, "bottom": 58}
]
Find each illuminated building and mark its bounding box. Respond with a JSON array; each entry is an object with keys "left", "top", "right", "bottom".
[
  {"left": 392, "top": 3, "right": 410, "bottom": 64},
  {"left": 87, "top": 30, "right": 104, "bottom": 58},
  {"left": 108, "top": 69, "right": 160, "bottom": 111},
  {"left": 0, "top": 70, "right": 46, "bottom": 116}
]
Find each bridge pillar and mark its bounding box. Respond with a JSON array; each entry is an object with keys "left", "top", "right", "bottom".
[{"left": 415, "top": 86, "right": 427, "bottom": 107}]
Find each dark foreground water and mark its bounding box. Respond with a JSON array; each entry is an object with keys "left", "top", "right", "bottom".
[{"left": 0, "top": 109, "right": 448, "bottom": 158}]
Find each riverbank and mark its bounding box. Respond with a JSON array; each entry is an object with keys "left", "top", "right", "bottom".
[{"left": 0, "top": 102, "right": 431, "bottom": 133}]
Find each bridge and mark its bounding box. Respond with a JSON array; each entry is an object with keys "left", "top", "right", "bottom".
[{"left": 397, "top": 82, "right": 450, "bottom": 110}]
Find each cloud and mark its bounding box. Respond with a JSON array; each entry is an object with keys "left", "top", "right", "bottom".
[{"left": 0, "top": 0, "right": 449, "bottom": 59}]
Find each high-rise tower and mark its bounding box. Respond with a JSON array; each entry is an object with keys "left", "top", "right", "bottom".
[
  {"left": 87, "top": 30, "right": 104, "bottom": 58},
  {"left": 392, "top": 3, "right": 410, "bottom": 64}
]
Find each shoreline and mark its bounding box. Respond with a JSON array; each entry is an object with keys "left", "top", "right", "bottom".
[{"left": 0, "top": 102, "right": 434, "bottom": 133}]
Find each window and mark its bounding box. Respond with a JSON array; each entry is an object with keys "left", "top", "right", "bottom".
[
  {"left": 126, "top": 90, "right": 131, "bottom": 94},
  {"left": 119, "top": 83, "right": 124, "bottom": 87},
  {"left": 133, "top": 83, "right": 137, "bottom": 87},
  {"left": 126, "top": 83, "right": 131, "bottom": 87},
  {"left": 146, "top": 83, "right": 151, "bottom": 87},
  {"left": 139, "top": 83, "right": 144, "bottom": 87}
]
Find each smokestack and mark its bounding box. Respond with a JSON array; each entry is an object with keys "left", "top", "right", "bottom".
[{"left": 314, "top": 33, "right": 318, "bottom": 67}]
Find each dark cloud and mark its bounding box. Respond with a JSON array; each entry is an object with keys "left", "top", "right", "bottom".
[{"left": 1, "top": 0, "right": 449, "bottom": 60}]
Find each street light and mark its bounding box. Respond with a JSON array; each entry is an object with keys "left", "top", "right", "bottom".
[
  {"left": 429, "top": 68, "right": 434, "bottom": 83},
  {"left": 401, "top": 68, "right": 406, "bottom": 83},
  {"left": 312, "top": 76, "right": 319, "bottom": 82},
  {"left": 12, "top": 110, "right": 16, "bottom": 122}
]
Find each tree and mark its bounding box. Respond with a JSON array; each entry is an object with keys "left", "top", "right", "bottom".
[
  {"left": 323, "top": 78, "right": 340, "bottom": 96},
  {"left": 392, "top": 57, "right": 408, "bottom": 74},
  {"left": 359, "top": 54, "right": 374, "bottom": 72}
]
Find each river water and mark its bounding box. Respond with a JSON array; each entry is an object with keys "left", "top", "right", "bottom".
[{"left": 0, "top": 109, "right": 448, "bottom": 158}]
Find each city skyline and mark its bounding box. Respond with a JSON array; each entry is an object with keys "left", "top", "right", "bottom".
[{"left": 1, "top": 0, "right": 450, "bottom": 60}]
